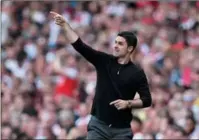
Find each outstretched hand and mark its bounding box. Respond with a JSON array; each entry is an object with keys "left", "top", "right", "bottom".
[
  {"left": 50, "top": 11, "right": 67, "bottom": 27},
  {"left": 50, "top": 11, "right": 78, "bottom": 43},
  {"left": 110, "top": 99, "right": 129, "bottom": 110}
]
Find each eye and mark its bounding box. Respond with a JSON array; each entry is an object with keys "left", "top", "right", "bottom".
[
  {"left": 115, "top": 40, "right": 124, "bottom": 46},
  {"left": 118, "top": 42, "right": 123, "bottom": 45}
]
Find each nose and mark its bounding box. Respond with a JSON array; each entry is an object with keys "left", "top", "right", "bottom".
[{"left": 114, "top": 45, "right": 119, "bottom": 50}]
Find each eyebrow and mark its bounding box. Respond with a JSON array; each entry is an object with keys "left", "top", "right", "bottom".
[{"left": 115, "top": 40, "right": 124, "bottom": 44}]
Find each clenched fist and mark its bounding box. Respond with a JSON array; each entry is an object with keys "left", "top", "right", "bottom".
[{"left": 50, "top": 11, "right": 67, "bottom": 28}]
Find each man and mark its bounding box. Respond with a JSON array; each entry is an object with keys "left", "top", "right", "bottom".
[{"left": 50, "top": 11, "right": 152, "bottom": 140}]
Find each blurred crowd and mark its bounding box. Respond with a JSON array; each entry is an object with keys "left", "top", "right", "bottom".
[{"left": 1, "top": 1, "right": 199, "bottom": 139}]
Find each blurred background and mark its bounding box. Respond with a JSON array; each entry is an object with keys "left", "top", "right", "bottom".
[{"left": 1, "top": 1, "right": 199, "bottom": 139}]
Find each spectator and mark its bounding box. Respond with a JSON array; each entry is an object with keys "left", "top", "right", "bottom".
[
  {"left": 1, "top": 1, "right": 199, "bottom": 139},
  {"left": 131, "top": 116, "right": 143, "bottom": 139}
]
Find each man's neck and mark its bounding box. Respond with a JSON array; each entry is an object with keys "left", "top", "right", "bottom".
[{"left": 118, "top": 54, "right": 130, "bottom": 65}]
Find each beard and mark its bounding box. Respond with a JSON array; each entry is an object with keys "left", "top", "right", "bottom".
[
  {"left": 113, "top": 50, "right": 126, "bottom": 57},
  {"left": 113, "top": 51, "right": 119, "bottom": 57}
]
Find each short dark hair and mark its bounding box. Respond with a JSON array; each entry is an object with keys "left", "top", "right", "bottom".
[{"left": 117, "top": 31, "right": 137, "bottom": 50}]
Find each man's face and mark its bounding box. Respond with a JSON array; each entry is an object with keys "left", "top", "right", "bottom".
[{"left": 113, "top": 36, "right": 129, "bottom": 57}]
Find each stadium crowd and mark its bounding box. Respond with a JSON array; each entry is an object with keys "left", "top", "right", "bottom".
[{"left": 1, "top": 1, "right": 199, "bottom": 139}]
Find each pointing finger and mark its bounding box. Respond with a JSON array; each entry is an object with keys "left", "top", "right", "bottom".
[
  {"left": 50, "top": 11, "right": 60, "bottom": 17},
  {"left": 110, "top": 99, "right": 120, "bottom": 105}
]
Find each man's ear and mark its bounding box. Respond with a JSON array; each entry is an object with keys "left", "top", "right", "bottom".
[{"left": 128, "top": 46, "right": 134, "bottom": 53}]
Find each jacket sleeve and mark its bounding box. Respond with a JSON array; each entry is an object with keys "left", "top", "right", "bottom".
[
  {"left": 137, "top": 70, "right": 152, "bottom": 107},
  {"left": 71, "top": 38, "right": 109, "bottom": 67}
]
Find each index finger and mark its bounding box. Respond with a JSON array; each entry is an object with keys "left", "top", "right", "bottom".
[
  {"left": 110, "top": 99, "right": 120, "bottom": 105},
  {"left": 50, "top": 11, "right": 60, "bottom": 16}
]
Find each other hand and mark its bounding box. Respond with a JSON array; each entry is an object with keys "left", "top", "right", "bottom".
[{"left": 110, "top": 99, "right": 129, "bottom": 110}]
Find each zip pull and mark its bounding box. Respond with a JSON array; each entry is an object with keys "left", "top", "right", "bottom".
[{"left": 117, "top": 67, "right": 121, "bottom": 75}]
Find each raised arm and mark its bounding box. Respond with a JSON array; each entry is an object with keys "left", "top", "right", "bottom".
[{"left": 50, "top": 11, "right": 108, "bottom": 66}]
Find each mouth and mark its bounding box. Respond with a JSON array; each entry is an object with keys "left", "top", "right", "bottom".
[{"left": 114, "top": 49, "right": 120, "bottom": 52}]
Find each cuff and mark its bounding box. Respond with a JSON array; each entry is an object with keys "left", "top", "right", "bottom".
[{"left": 71, "top": 38, "right": 82, "bottom": 47}]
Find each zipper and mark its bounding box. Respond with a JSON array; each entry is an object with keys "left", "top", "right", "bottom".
[{"left": 117, "top": 67, "right": 122, "bottom": 75}]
